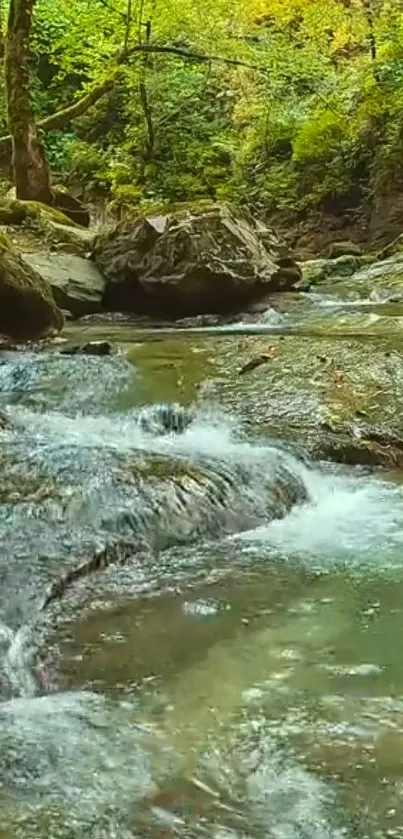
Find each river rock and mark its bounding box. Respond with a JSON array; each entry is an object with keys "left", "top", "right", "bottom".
[
  {"left": 0, "top": 232, "right": 63, "bottom": 341},
  {"left": 93, "top": 205, "right": 302, "bottom": 317},
  {"left": 45, "top": 221, "right": 95, "bottom": 255},
  {"left": 60, "top": 340, "right": 114, "bottom": 356},
  {"left": 204, "top": 327, "right": 403, "bottom": 469},
  {"left": 326, "top": 241, "right": 363, "bottom": 259},
  {"left": 137, "top": 403, "right": 194, "bottom": 434},
  {"left": 21, "top": 252, "right": 105, "bottom": 317},
  {"left": 301, "top": 254, "right": 369, "bottom": 285}
]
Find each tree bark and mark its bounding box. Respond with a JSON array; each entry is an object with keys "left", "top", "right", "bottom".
[
  {"left": 0, "top": 4, "right": 5, "bottom": 61},
  {"left": 5, "top": 0, "right": 53, "bottom": 202},
  {"left": 363, "top": 0, "right": 377, "bottom": 61},
  {"left": 138, "top": 17, "right": 154, "bottom": 160}
]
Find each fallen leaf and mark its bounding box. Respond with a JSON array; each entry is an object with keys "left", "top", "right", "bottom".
[
  {"left": 263, "top": 345, "right": 277, "bottom": 359},
  {"left": 239, "top": 351, "right": 276, "bottom": 376}
]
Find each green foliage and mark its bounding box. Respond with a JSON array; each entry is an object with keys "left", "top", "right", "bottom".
[
  {"left": 292, "top": 109, "right": 350, "bottom": 163},
  {"left": 7, "top": 0, "right": 403, "bottom": 218}
]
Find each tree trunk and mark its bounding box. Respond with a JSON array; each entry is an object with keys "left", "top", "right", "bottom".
[
  {"left": 363, "top": 0, "right": 377, "bottom": 62},
  {"left": 5, "top": 0, "right": 53, "bottom": 203},
  {"left": 0, "top": 3, "right": 5, "bottom": 61}
]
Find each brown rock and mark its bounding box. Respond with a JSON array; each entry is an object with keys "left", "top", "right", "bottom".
[{"left": 326, "top": 240, "right": 362, "bottom": 259}]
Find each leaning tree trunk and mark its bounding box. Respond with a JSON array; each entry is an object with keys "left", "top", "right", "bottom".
[{"left": 5, "top": 0, "right": 53, "bottom": 203}]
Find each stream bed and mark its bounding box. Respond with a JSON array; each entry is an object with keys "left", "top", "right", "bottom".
[{"left": 2, "top": 279, "right": 403, "bottom": 837}]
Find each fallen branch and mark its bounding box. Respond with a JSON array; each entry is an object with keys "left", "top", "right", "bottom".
[{"left": 123, "top": 42, "right": 267, "bottom": 72}]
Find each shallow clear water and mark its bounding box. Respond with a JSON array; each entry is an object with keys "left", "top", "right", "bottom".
[{"left": 2, "top": 327, "right": 403, "bottom": 838}]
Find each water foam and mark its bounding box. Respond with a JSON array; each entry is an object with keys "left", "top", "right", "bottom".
[
  {"left": 6, "top": 402, "right": 304, "bottom": 467},
  {"left": 235, "top": 465, "right": 403, "bottom": 570},
  {"left": 7, "top": 402, "right": 403, "bottom": 575}
]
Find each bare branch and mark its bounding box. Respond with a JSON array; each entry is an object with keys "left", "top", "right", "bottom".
[
  {"left": 0, "top": 43, "right": 267, "bottom": 154},
  {"left": 124, "top": 42, "right": 267, "bottom": 73},
  {"left": 137, "top": 0, "right": 144, "bottom": 43},
  {"left": 0, "top": 76, "right": 117, "bottom": 151},
  {"left": 123, "top": 0, "right": 133, "bottom": 55}
]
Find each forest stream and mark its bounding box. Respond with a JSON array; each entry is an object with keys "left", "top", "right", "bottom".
[{"left": 3, "top": 268, "right": 403, "bottom": 838}]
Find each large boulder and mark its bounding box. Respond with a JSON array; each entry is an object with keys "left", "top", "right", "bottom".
[
  {"left": 0, "top": 232, "right": 63, "bottom": 341},
  {"left": 21, "top": 252, "right": 105, "bottom": 317},
  {"left": 93, "top": 205, "right": 302, "bottom": 317}
]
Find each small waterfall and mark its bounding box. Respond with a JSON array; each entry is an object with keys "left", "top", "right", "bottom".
[
  {"left": 0, "top": 401, "right": 311, "bottom": 559},
  {"left": 0, "top": 353, "right": 312, "bottom": 701},
  {"left": 2, "top": 346, "right": 403, "bottom": 837}
]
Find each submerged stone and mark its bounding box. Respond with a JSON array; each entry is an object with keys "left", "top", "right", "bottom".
[
  {"left": 137, "top": 403, "right": 194, "bottom": 434},
  {"left": 59, "top": 340, "right": 114, "bottom": 356}
]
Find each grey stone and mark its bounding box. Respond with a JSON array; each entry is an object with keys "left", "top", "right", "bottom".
[
  {"left": 21, "top": 252, "right": 105, "bottom": 317},
  {"left": 93, "top": 204, "right": 302, "bottom": 317}
]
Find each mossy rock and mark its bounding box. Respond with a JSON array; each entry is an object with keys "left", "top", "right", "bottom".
[
  {"left": 108, "top": 196, "right": 218, "bottom": 220},
  {"left": 301, "top": 254, "right": 372, "bottom": 285},
  {"left": 0, "top": 230, "right": 63, "bottom": 341},
  {"left": 6, "top": 221, "right": 95, "bottom": 258},
  {"left": 0, "top": 198, "right": 94, "bottom": 256},
  {"left": 0, "top": 199, "right": 77, "bottom": 228}
]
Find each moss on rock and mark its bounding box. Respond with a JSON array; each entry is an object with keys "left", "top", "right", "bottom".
[
  {"left": 0, "top": 230, "right": 63, "bottom": 340},
  {"left": 0, "top": 198, "right": 79, "bottom": 228}
]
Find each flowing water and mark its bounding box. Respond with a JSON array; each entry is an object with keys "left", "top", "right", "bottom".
[{"left": 2, "top": 288, "right": 403, "bottom": 838}]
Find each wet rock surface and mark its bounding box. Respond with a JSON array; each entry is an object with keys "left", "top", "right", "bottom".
[{"left": 0, "top": 349, "right": 310, "bottom": 705}]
